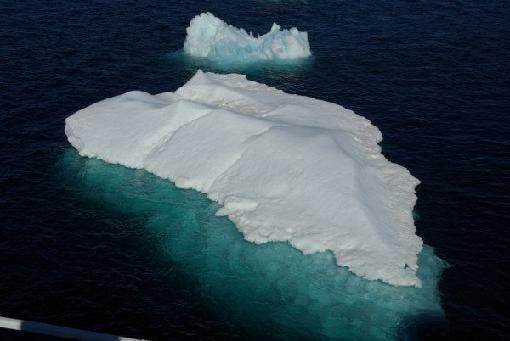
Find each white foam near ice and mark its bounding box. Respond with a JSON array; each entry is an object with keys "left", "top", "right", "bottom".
[
  {"left": 65, "top": 70, "right": 423, "bottom": 287},
  {"left": 183, "top": 12, "right": 311, "bottom": 62}
]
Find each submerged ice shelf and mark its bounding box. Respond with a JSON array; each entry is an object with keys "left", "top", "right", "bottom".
[
  {"left": 59, "top": 150, "right": 446, "bottom": 340},
  {"left": 66, "top": 70, "right": 423, "bottom": 287},
  {"left": 183, "top": 12, "right": 311, "bottom": 62}
]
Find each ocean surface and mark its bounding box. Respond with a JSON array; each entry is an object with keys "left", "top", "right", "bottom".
[{"left": 1, "top": 0, "right": 509, "bottom": 339}]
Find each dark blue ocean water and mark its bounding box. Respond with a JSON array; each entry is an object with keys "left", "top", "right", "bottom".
[{"left": 1, "top": 0, "right": 509, "bottom": 339}]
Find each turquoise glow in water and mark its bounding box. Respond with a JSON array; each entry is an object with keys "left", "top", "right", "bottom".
[
  {"left": 166, "top": 50, "right": 314, "bottom": 75},
  {"left": 60, "top": 149, "right": 446, "bottom": 340}
]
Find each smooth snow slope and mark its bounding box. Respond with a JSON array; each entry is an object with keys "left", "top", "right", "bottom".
[
  {"left": 183, "top": 13, "right": 311, "bottom": 62},
  {"left": 65, "top": 70, "right": 423, "bottom": 287}
]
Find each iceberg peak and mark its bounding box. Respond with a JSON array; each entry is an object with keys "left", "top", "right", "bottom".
[{"left": 183, "top": 13, "right": 311, "bottom": 62}]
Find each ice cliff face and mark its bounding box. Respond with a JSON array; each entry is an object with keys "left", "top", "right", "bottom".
[
  {"left": 183, "top": 13, "right": 311, "bottom": 62},
  {"left": 65, "top": 70, "right": 423, "bottom": 287}
]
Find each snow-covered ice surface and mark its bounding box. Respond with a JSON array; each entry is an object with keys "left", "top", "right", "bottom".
[
  {"left": 183, "top": 13, "right": 311, "bottom": 62},
  {"left": 65, "top": 70, "right": 423, "bottom": 287}
]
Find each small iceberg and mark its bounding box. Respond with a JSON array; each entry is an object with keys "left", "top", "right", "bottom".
[
  {"left": 183, "top": 13, "right": 311, "bottom": 62},
  {"left": 66, "top": 70, "right": 423, "bottom": 287}
]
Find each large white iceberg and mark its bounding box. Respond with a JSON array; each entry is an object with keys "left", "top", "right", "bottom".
[
  {"left": 183, "top": 13, "right": 311, "bottom": 62},
  {"left": 65, "top": 70, "right": 423, "bottom": 286}
]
